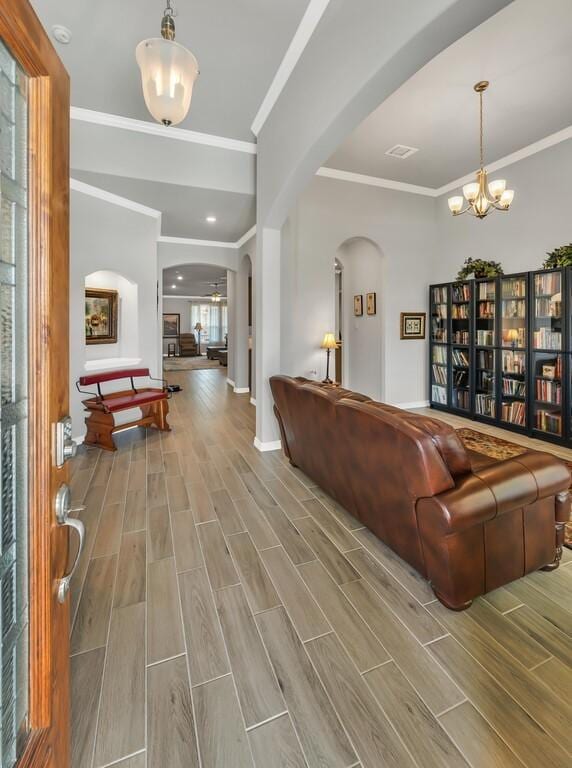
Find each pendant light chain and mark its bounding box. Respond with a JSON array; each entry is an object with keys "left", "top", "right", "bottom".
[{"left": 479, "top": 90, "right": 484, "bottom": 170}]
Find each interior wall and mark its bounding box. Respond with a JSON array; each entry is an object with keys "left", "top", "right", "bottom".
[
  {"left": 70, "top": 191, "right": 159, "bottom": 438},
  {"left": 434, "top": 138, "right": 572, "bottom": 280},
  {"left": 280, "top": 175, "right": 437, "bottom": 406},
  {"left": 85, "top": 270, "right": 139, "bottom": 362}
]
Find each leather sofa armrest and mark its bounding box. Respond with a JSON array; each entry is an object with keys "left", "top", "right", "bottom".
[{"left": 417, "top": 452, "right": 570, "bottom": 535}]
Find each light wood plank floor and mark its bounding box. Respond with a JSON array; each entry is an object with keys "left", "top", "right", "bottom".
[{"left": 69, "top": 370, "right": 572, "bottom": 768}]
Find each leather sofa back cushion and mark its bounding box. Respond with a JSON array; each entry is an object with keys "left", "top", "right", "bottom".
[{"left": 397, "top": 413, "right": 472, "bottom": 478}]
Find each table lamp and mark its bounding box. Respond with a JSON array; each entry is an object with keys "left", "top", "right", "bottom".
[
  {"left": 321, "top": 332, "right": 338, "bottom": 383},
  {"left": 195, "top": 322, "right": 202, "bottom": 355},
  {"left": 506, "top": 328, "right": 519, "bottom": 349}
]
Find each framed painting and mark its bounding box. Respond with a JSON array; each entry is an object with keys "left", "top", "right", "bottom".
[
  {"left": 85, "top": 288, "right": 118, "bottom": 344},
  {"left": 366, "top": 292, "right": 376, "bottom": 316},
  {"left": 163, "top": 313, "right": 180, "bottom": 337},
  {"left": 400, "top": 312, "right": 426, "bottom": 339},
  {"left": 354, "top": 294, "right": 363, "bottom": 316}
]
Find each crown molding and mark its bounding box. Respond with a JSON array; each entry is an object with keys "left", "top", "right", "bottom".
[
  {"left": 235, "top": 225, "right": 257, "bottom": 249},
  {"left": 70, "top": 178, "right": 162, "bottom": 218},
  {"left": 162, "top": 295, "right": 228, "bottom": 300},
  {"left": 71, "top": 106, "right": 257, "bottom": 155},
  {"left": 251, "top": 0, "right": 331, "bottom": 136},
  {"left": 434, "top": 124, "right": 572, "bottom": 196},
  {"left": 158, "top": 225, "right": 257, "bottom": 250},
  {"left": 316, "top": 167, "right": 435, "bottom": 197}
]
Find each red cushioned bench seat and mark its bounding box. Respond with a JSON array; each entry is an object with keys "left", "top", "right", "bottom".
[{"left": 77, "top": 367, "right": 170, "bottom": 451}]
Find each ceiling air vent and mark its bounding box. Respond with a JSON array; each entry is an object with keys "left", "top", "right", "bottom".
[{"left": 385, "top": 144, "right": 419, "bottom": 159}]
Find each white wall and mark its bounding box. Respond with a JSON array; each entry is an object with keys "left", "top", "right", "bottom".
[
  {"left": 435, "top": 138, "right": 572, "bottom": 280},
  {"left": 280, "top": 175, "right": 437, "bottom": 406},
  {"left": 70, "top": 191, "right": 160, "bottom": 437},
  {"left": 85, "top": 270, "right": 139, "bottom": 362},
  {"left": 162, "top": 297, "right": 193, "bottom": 334}
]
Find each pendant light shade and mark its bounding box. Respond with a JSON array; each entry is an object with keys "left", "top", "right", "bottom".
[{"left": 136, "top": 2, "right": 199, "bottom": 127}]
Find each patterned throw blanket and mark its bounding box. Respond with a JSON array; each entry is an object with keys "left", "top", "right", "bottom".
[{"left": 457, "top": 428, "right": 572, "bottom": 549}]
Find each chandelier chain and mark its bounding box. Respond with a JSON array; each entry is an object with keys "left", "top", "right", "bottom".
[{"left": 479, "top": 90, "right": 484, "bottom": 170}]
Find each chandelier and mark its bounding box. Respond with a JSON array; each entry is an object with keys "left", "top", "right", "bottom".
[
  {"left": 211, "top": 283, "right": 221, "bottom": 303},
  {"left": 448, "top": 81, "right": 515, "bottom": 219},
  {"left": 136, "top": 0, "right": 199, "bottom": 126}
]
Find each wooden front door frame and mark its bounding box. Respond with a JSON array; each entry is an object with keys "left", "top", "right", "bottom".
[{"left": 0, "top": 2, "right": 71, "bottom": 766}]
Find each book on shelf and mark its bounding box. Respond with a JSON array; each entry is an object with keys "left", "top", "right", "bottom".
[
  {"left": 451, "top": 284, "right": 470, "bottom": 302},
  {"left": 452, "top": 349, "right": 469, "bottom": 366},
  {"left": 453, "top": 370, "right": 469, "bottom": 387},
  {"left": 432, "top": 365, "right": 447, "bottom": 386},
  {"left": 477, "top": 282, "right": 495, "bottom": 300},
  {"left": 477, "top": 350, "right": 495, "bottom": 369},
  {"left": 477, "top": 301, "right": 495, "bottom": 318},
  {"left": 533, "top": 328, "right": 561, "bottom": 350},
  {"left": 502, "top": 278, "right": 526, "bottom": 298},
  {"left": 535, "top": 297, "right": 561, "bottom": 318},
  {"left": 535, "top": 409, "right": 562, "bottom": 434},
  {"left": 451, "top": 304, "right": 469, "bottom": 319},
  {"left": 453, "top": 390, "right": 470, "bottom": 410},
  {"left": 432, "top": 286, "right": 448, "bottom": 304},
  {"left": 433, "top": 305, "right": 447, "bottom": 319},
  {"left": 452, "top": 331, "right": 469, "bottom": 344},
  {"left": 432, "top": 328, "right": 448, "bottom": 342},
  {"left": 432, "top": 346, "right": 448, "bottom": 365},
  {"left": 540, "top": 356, "right": 562, "bottom": 380},
  {"left": 535, "top": 378, "right": 561, "bottom": 404},
  {"left": 431, "top": 385, "right": 447, "bottom": 404},
  {"left": 534, "top": 272, "right": 561, "bottom": 297},
  {"left": 475, "top": 394, "right": 495, "bottom": 418},
  {"left": 502, "top": 351, "right": 525, "bottom": 374},
  {"left": 476, "top": 330, "right": 494, "bottom": 346},
  {"left": 501, "top": 400, "right": 526, "bottom": 426},
  {"left": 476, "top": 371, "right": 494, "bottom": 392},
  {"left": 502, "top": 378, "right": 526, "bottom": 397},
  {"left": 502, "top": 300, "right": 526, "bottom": 318}
]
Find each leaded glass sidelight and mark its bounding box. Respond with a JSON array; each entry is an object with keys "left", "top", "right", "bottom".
[{"left": 0, "top": 39, "right": 29, "bottom": 768}]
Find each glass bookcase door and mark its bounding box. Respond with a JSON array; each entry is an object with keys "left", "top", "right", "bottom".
[
  {"left": 501, "top": 275, "right": 527, "bottom": 350},
  {"left": 431, "top": 285, "right": 448, "bottom": 343},
  {"left": 533, "top": 270, "right": 562, "bottom": 352},
  {"left": 475, "top": 279, "right": 496, "bottom": 348},
  {"left": 500, "top": 350, "right": 526, "bottom": 427},
  {"left": 451, "top": 281, "right": 471, "bottom": 345},
  {"left": 431, "top": 344, "right": 448, "bottom": 406},
  {"left": 532, "top": 352, "right": 563, "bottom": 436},
  {"left": 475, "top": 349, "right": 496, "bottom": 419},
  {"left": 451, "top": 346, "right": 470, "bottom": 412}
]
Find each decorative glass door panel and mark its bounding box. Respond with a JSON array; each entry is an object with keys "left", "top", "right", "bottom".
[
  {"left": 0, "top": 40, "right": 29, "bottom": 767},
  {"left": 501, "top": 350, "right": 526, "bottom": 427},
  {"left": 475, "top": 279, "right": 496, "bottom": 347},
  {"left": 430, "top": 285, "right": 448, "bottom": 343},
  {"left": 533, "top": 271, "right": 562, "bottom": 351},
  {"left": 501, "top": 276, "right": 527, "bottom": 350},
  {"left": 431, "top": 344, "right": 448, "bottom": 405},
  {"left": 533, "top": 352, "right": 563, "bottom": 436},
  {"left": 451, "top": 282, "right": 471, "bottom": 345}
]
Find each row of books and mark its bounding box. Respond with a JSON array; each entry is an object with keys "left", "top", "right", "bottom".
[
  {"left": 502, "top": 400, "right": 526, "bottom": 425},
  {"left": 477, "top": 282, "right": 496, "bottom": 301},
  {"left": 477, "top": 371, "right": 494, "bottom": 393},
  {"left": 535, "top": 379, "right": 561, "bottom": 404},
  {"left": 432, "top": 345, "right": 447, "bottom": 365},
  {"left": 452, "top": 349, "right": 469, "bottom": 367},
  {"left": 432, "top": 286, "right": 448, "bottom": 304},
  {"left": 502, "top": 300, "right": 526, "bottom": 318},
  {"left": 432, "top": 329, "right": 448, "bottom": 342},
  {"left": 476, "top": 330, "right": 494, "bottom": 346},
  {"left": 535, "top": 273, "right": 561, "bottom": 296},
  {"left": 475, "top": 394, "right": 495, "bottom": 417},
  {"left": 432, "top": 305, "right": 447, "bottom": 319},
  {"left": 432, "top": 365, "right": 447, "bottom": 386},
  {"left": 453, "top": 390, "right": 470, "bottom": 410},
  {"left": 502, "top": 351, "right": 525, "bottom": 374},
  {"left": 452, "top": 284, "right": 470, "bottom": 302},
  {"left": 477, "top": 350, "right": 495, "bottom": 370},
  {"left": 431, "top": 385, "right": 447, "bottom": 404},
  {"left": 502, "top": 278, "right": 526, "bottom": 298},
  {"left": 452, "top": 331, "right": 470, "bottom": 344},
  {"left": 535, "top": 409, "right": 562, "bottom": 434},
  {"left": 535, "top": 297, "right": 561, "bottom": 318},
  {"left": 533, "top": 328, "right": 561, "bottom": 350},
  {"left": 451, "top": 304, "right": 469, "bottom": 319},
  {"left": 502, "top": 378, "right": 526, "bottom": 397},
  {"left": 477, "top": 301, "right": 495, "bottom": 318}
]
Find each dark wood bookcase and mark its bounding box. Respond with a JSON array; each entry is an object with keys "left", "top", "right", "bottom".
[{"left": 429, "top": 268, "right": 569, "bottom": 446}]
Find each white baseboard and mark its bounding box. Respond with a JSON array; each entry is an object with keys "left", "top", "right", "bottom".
[
  {"left": 250, "top": 397, "right": 257, "bottom": 406},
  {"left": 394, "top": 400, "right": 430, "bottom": 410},
  {"left": 254, "top": 436, "right": 281, "bottom": 452},
  {"left": 226, "top": 378, "right": 236, "bottom": 387},
  {"left": 234, "top": 387, "right": 250, "bottom": 394}
]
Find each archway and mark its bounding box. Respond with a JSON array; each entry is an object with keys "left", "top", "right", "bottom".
[{"left": 336, "top": 237, "right": 384, "bottom": 401}]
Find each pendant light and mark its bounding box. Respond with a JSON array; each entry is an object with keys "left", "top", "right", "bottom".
[
  {"left": 136, "top": 0, "right": 199, "bottom": 126},
  {"left": 448, "top": 81, "right": 515, "bottom": 219}
]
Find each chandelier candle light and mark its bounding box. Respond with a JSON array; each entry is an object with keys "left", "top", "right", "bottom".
[
  {"left": 136, "top": 0, "right": 199, "bottom": 126},
  {"left": 321, "top": 333, "right": 338, "bottom": 384},
  {"left": 448, "top": 81, "right": 515, "bottom": 219}
]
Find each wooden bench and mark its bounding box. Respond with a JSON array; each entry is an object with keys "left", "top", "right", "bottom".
[{"left": 77, "top": 368, "right": 170, "bottom": 451}]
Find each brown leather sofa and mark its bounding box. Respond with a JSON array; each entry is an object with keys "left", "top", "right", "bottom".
[{"left": 270, "top": 375, "right": 571, "bottom": 610}]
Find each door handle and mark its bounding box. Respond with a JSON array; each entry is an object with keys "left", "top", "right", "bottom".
[{"left": 55, "top": 484, "right": 86, "bottom": 604}]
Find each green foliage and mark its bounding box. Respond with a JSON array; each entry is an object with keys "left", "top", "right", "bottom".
[
  {"left": 543, "top": 244, "right": 572, "bottom": 269},
  {"left": 456, "top": 257, "right": 504, "bottom": 282}
]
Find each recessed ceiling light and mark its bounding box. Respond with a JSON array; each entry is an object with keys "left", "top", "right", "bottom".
[
  {"left": 171, "top": 284, "right": 176, "bottom": 289},
  {"left": 206, "top": 216, "right": 217, "bottom": 223},
  {"left": 177, "top": 275, "right": 183, "bottom": 280},
  {"left": 51, "top": 25, "right": 72, "bottom": 44},
  {"left": 385, "top": 144, "right": 419, "bottom": 159}
]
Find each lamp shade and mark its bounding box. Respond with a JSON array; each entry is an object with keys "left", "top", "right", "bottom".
[
  {"left": 136, "top": 38, "right": 199, "bottom": 126},
  {"left": 506, "top": 329, "right": 520, "bottom": 342},
  {"left": 194, "top": 322, "right": 202, "bottom": 331},
  {"left": 321, "top": 332, "right": 338, "bottom": 350},
  {"left": 447, "top": 196, "right": 463, "bottom": 214}
]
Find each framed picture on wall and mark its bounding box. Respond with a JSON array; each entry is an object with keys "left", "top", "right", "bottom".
[
  {"left": 163, "top": 313, "right": 180, "bottom": 337},
  {"left": 400, "top": 312, "right": 426, "bottom": 339},
  {"left": 85, "top": 288, "right": 118, "bottom": 345},
  {"left": 366, "top": 292, "right": 376, "bottom": 315},
  {"left": 354, "top": 294, "right": 363, "bottom": 316}
]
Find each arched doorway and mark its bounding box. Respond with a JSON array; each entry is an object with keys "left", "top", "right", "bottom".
[{"left": 336, "top": 237, "right": 384, "bottom": 401}]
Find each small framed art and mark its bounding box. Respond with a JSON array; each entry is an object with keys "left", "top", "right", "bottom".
[
  {"left": 354, "top": 294, "right": 363, "bottom": 316},
  {"left": 85, "top": 288, "right": 118, "bottom": 345},
  {"left": 400, "top": 312, "right": 426, "bottom": 339},
  {"left": 366, "top": 292, "right": 376, "bottom": 316}
]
